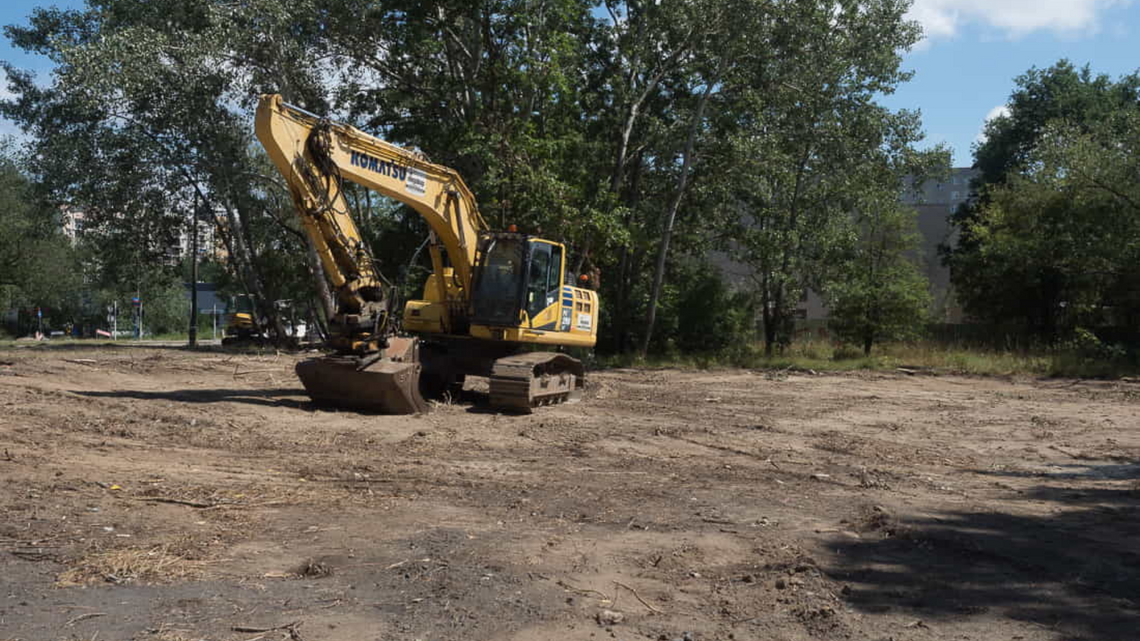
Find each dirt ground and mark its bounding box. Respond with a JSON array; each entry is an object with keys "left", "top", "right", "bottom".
[{"left": 1, "top": 345, "right": 1138, "bottom": 641}]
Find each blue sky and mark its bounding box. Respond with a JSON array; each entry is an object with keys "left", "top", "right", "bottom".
[
  {"left": 889, "top": 0, "right": 1140, "bottom": 166},
  {"left": 0, "top": 0, "right": 82, "bottom": 136},
  {"left": 0, "top": 1, "right": 83, "bottom": 73},
  {"left": 2, "top": 0, "right": 1139, "bottom": 166}
]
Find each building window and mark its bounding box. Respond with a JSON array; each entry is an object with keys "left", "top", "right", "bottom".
[{"left": 950, "top": 191, "right": 960, "bottom": 200}]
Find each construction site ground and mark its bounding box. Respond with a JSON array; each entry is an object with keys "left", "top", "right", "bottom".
[{"left": 1, "top": 345, "right": 1138, "bottom": 641}]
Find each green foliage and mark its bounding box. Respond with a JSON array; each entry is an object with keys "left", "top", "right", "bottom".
[
  {"left": 1, "top": 0, "right": 938, "bottom": 356},
  {"left": 948, "top": 61, "right": 1140, "bottom": 337},
  {"left": 826, "top": 204, "right": 934, "bottom": 355},
  {"left": 674, "top": 269, "right": 755, "bottom": 353},
  {"left": 1067, "top": 327, "right": 1128, "bottom": 362},
  {"left": 604, "top": 336, "right": 1140, "bottom": 381},
  {"left": 974, "top": 61, "right": 1140, "bottom": 186},
  {"left": 644, "top": 262, "right": 755, "bottom": 354},
  {"left": 0, "top": 141, "right": 83, "bottom": 330},
  {"left": 712, "top": 0, "right": 930, "bottom": 355},
  {"left": 828, "top": 262, "right": 932, "bottom": 355},
  {"left": 139, "top": 282, "right": 191, "bottom": 336},
  {"left": 596, "top": 339, "right": 1067, "bottom": 378},
  {"left": 326, "top": 0, "right": 609, "bottom": 243},
  {"left": 1, "top": 0, "right": 332, "bottom": 339}
]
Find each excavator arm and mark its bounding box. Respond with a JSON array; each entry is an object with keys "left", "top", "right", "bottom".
[{"left": 255, "top": 94, "right": 488, "bottom": 348}]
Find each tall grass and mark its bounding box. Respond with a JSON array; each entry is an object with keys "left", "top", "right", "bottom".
[
  {"left": 600, "top": 340, "right": 1139, "bottom": 379},
  {"left": 3, "top": 334, "right": 1135, "bottom": 379}
]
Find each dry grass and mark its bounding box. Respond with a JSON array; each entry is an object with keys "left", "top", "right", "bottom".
[{"left": 57, "top": 545, "right": 206, "bottom": 586}]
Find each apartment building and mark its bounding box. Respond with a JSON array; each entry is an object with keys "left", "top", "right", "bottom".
[
  {"left": 903, "top": 167, "right": 977, "bottom": 322},
  {"left": 713, "top": 168, "right": 978, "bottom": 322}
]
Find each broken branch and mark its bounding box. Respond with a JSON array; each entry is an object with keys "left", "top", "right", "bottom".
[{"left": 612, "top": 580, "right": 663, "bottom": 614}]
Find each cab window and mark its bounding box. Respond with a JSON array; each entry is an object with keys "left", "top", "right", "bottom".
[
  {"left": 550, "top": 245, "right": 563, "bottom": 294},
  {"left": 471, "top": 235, "right": 525, "bottom": 325},
  {"left": 526, "top": 243, "right": 552, "bottom": 319}
]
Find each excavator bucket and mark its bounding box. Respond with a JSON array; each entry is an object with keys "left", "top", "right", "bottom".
[{"left": 295, "top": 338, "right": 430, "bottom": 414}]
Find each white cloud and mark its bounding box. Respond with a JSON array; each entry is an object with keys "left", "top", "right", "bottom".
[
  {"left": 907, "top": 0, "right": 1130, "bottom": 41},
  {"left": 0, "top": 70, "right": 19, "bottom": 141},
  {"left": 0, "top": 68, "right": 36, "bottom": 143},
  {"left": 984, "top": 104, "right": 1011, "bottom": 123},
  {"left": 974, "top": 104, "right": 1011, "bottom": 144},
  {"left": 0, "top": 68, "right": 15, "bottom": 103}
]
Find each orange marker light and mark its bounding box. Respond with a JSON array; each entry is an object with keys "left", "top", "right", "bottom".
[{"left": 507, "top": 224, "right": 518, "bottom": 233}]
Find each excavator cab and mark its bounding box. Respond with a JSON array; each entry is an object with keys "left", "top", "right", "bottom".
[
  {"left": 468, "top": 232, "right": 598, "bottom": 347},
  {"left": 470, "top": 232, "right": 555, "bottom": 327}
]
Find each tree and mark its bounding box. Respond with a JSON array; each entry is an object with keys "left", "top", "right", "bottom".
[
  {"left": 573, "top": 0, "right": 715, "bottom": 352},
  {"left": 973, "top": 61, "right": 1140, "bottom": 187},
  {"left": 1, "top": 1, "right": 337, "bottom": 340},
  {"left": 951, "top": 115, "right": 1140, "bottom": 334},
  {"left": 324, "top": 0, "right": 607, "bottom": 234},
  {"left": 640, "top": 0, "right": 742, "bottom": 355},
  {"left": 826, "top": 203, "right": 932, "bottom": 355},
  {"left": 0, "top": 141, "right": 82, "bottom": 332},
  {"left": 824, "top": 104, "right": 948, "bottom": 357},
  {"left": 714, "top": 0, "right": 925, "bottom": 355},
  {"left": 1, "top": 0, "right": 940, "bottom": 357},
  {"left": 946, "top": 61, "right": 1140, "bottom": 336}
]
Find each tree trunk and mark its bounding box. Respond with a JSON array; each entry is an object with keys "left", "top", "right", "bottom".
[
  {"left": 640, "top": 81, "right": 714, "bottom": 356},
  {"left": 613, "top": 245, "right": 630, "bottom": 353},
  {"left": 762, "top": 272, "right": 775, "bottom": 356},
  {"left": 763, "top": 312, "right": 776, "bottom": 356},
  {"left": 221, "top": 201, "right": 287, "bottom": 343},
  {"left": 305, "top": 235, "right": 336, "bottom": 320},
  {"left": 307, "top": 299, "right": 328, "bottom": 341},
  {"left": 773, "top": 282, "right": 786, "bottom": 353}
]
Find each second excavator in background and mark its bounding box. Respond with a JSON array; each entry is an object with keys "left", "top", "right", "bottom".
[
  {"left": 222, "top": 295, "right": 310, "bottom": 347},
  {"left": 255, "top": 94, "right": 599, "bottom": 414}
]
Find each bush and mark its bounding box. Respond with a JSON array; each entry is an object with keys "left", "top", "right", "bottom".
[
  {"left": 622, "top": 260, "right": 755, "bottom": 356},
  {"left": 142, "top": 284, "right": 191, "bottom": 336},
  {"left": 1069, "top": 327, "right": 1129, "bottom": 362},
  {"left": 832, "top": 345, "right": 865, "bottom": 361},
  {"left": 674, "top": 270, "right": 755, "bottom": 353}
]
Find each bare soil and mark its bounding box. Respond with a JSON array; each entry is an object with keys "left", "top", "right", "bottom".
[{"left": 1, "top": 345, "right": 1138, "bottom": 641}]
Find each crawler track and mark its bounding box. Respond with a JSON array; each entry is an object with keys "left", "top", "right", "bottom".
[{"left": 487, "top": 352, "right": 585, "bottom": 412}]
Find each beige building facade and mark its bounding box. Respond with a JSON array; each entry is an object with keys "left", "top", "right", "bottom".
[{"left": 713, "top": 167, "right": 978, "bottom": 323}]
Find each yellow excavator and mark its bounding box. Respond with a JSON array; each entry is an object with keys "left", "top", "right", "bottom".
[{"left": 255, "top": 94, "right": 599, "bottom": 413}]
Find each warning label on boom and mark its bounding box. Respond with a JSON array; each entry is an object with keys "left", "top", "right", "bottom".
[{"left": 405, "top": 168, "right": 427, "bottom": 197}]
